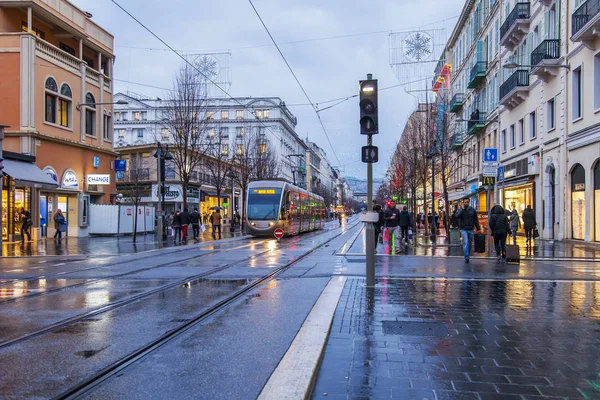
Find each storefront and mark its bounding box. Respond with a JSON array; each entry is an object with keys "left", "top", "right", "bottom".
[
  {"left": 147, "top": 184, "right": 200, "bottom": 212},
  {"left": 571, "top": 164, "right": 586, "bottom": 240},
  {"left": 595, "top": 162, "right": 600, "bottom": 241},
  {"left": 1, "top": 154, "right": 59, "bottom": 242},
  {"left": 502, "top": 180, "right": 535, "bottom": 215},
  {"left": 201, "top": 189, "right": 230, "bottom": 219}
]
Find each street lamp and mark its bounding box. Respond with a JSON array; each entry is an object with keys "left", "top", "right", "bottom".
[
  {"left": 154, "top": 142, "right": 173, "bottom": 242},
  {"left": 76, "top": 99, "right": 128, "bottom": 110},
  {"left": 502, "top": 60, "right": 570, "bottom": 69},
  {"left": 0, "top": 124, "right": 9, "bottom": 252},
  {"left": 226, "top": 168, "right": 237, "bottom": 233}
]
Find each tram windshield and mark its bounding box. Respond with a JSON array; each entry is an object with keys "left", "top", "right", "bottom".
[{"left": 247, "top": 188, "right": 283, "bottom": 220}]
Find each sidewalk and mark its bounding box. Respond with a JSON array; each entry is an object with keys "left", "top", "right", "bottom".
[{"left": 1, "top": 229, "right": 246, "bottom": 257}]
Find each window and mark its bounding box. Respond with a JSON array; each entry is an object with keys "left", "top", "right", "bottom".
[
  {"left": 115, "top": 112, "right": 121, "bottom": 121},
  {"left": 236, "top": 143, "right": 244, "bottom": 156},
  {"left": 44, "top": 79, "right": 72, "bottom": 128},
  {"left": 133, "top": 112, "right": 141, "bottom": 121},
  {"left": 501, "top": 129, "right": 507, "bottom": 152},
  {"left": 220, "top": 127, "right": 229, "bottom": 139},
  {"left": 263, "top": 109, "right": 270, "bottom": 118},
  {"left": 59, "top": 42, "right": 76, "bottom": 56},
  {"left": 21, "top": 21, "right": 45, "bottom": 39},
  {"left": 44, "top": 78, "right": 58, "bottom": 124},
  {"left": 509, "top": 125, "right": 515, "bottom": 149},
  {"left": 209, "top": 129, "right": 215, "bottom": 138},
  {"left": 547, "top": 98, "right": 555, "bottom": 131},
  {"left": 141, "top": 111, "right": 147, "bottom": 121},
  {"left": 518, "top": 118, "right": 524, "bottom": 145},
  {"left": 259, "top": 142, "right": 267, "bottom": 154},
  {"left": 221, "top": 110, "right": 229, "bottom": 120},
  {"left": 136, "top": 129, "right": 144, "bottom": 138},
  {"left": 529, "top": 111, "right": 536, "bottom": 139},
  {"left": 595, "top": 52, "right": 600, "bottom": 110},
  {"left": 236, "top": 127, "right": 244, "bottom": 138},
  {"left": 161, "top": 128, "right": 169, "bottom": 139},
  {"left": 103, "top": 114, "right": 112, "bottom": 140},
  {"left": 573, "top": 66, "right": 582, "bottom": 120},
  {"left": 221, "top": 143, "right": 229, "bottom": 156},
  {"left": 256, "top": 109, "right": 263, "bottom": 119},
  {"left": 83, "top": 56, "right": 95, "bottom": 69},
  {"left": 206, "top": 111, "right": 215, "bottom": 120},
  {"left": 117, "top": 129, "right": 125, "bottom": 138},
  {"left": 236, "top": 110, "right": 244, "bottom": 120},
  {"left": 84, "top": 93, "right": 96, "bottom": 136}
]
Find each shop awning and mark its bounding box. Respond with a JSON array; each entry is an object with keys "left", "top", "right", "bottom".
[
  {"left": 2, "top": 159, "right": 59, "bottom": 189},
  {"left": 201, "top": 190, "right": 229, "bottom": 198}
]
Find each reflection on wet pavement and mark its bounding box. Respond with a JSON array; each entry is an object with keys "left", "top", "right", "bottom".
[{"left": 313, "top": 278, "right": 600, "bottom": 399}]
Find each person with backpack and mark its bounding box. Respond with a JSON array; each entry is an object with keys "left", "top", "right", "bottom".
[
  {"left": 489, "top": 205, "right": 510, "bottom": 262},
  {"left": 398, "top": 206, "right": 412, "bottom": 244},
  {"left": 384, "top": 201, "right": 401, "bottom": 254},
  {"left": 20, "top": 208, "right": 32, "bottom": 242},
  {"left": 190, "top": 208, "right": 201, "bottom": 242},
  {"left": 454, "top": 199, "right": 481, "bottom": 263}
]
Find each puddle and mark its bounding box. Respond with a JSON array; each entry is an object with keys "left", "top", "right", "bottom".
[{"left": 74, "top": 347, "right": 107, "bottom": 358}]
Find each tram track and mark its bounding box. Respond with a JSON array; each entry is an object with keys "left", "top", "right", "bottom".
[{"left": 53, "top": 219, "right": 360, "bottom": 400}]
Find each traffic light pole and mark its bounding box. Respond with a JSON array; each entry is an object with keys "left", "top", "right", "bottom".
[{"left": 366, "top": 134, "right": 375, "bottom": 287}]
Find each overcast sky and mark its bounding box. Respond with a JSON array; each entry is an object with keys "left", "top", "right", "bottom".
[{"left": 72, "top": 0, "right": 464, "bottom": 179}]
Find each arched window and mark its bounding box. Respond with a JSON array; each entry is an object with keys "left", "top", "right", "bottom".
[
  {"left": 84, "top": 93, "right": 96, "bottom": 137},
  {"left": 571, "top": 164, "right": 586, "bottom": 240},
  {"left": 44, "top": 78, "right": 58, "bottom": 124},
  {"left": 57, "top": 84, "right": 72, "bottom": 127},
  {"left": 594, "top": 161, "right": 600, "bottom": 241},
  {"left": 45, "top": 77, "right": 57, "bottom": 91},
  {"left": 44, "top": 79, "right": 72, "bottom": 127},
  {"left": 60, "top": 84, "right": 72, "bottom": 97}
]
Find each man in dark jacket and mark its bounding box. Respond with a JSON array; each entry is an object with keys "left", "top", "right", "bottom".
[
  {"left": 489, "top": 205, "right": 509, "bottom": 261},
  {"left": 522, "top": 205, "right": 536, "bottom": 244},
  {"left": 384, "top": 201, "right": 401, "bottom": 253},
  {"left": 190, "top": 208, "right": 201, "bottom": 242},
  {"left": 398, "top": 206, "right": 412, "bottom": 244},
  {"left": 454, "top": 199, "right": 481, "bottom": 263},
  {"left": 179, "top": 207, "right": 190, "bottom": 245}
]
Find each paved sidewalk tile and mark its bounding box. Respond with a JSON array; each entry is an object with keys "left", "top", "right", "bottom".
[{"left": 312, "top": 278, "right": 600, "bottom": 399}]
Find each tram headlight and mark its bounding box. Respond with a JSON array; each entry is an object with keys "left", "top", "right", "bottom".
[
  {"left": 251, "top": 222, "right": 256, "bottom": 226},
  {"left": 268, "top": 222, "right": 275, "bottom": 226}
]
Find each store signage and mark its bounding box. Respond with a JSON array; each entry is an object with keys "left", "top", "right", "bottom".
[
  {"left": 62, "top": 170, "right": 79, "bottom": 189},
  {"left": 528, "top": 154, "right": 540, "bottom": 175},
  {"left": 504, "top": 169, "right": 516, "bottom": 179},
  {"left": 470, "top": 184, "right": 477, "bottom": 193},
  {"left": 574, "top": 183, "right": 585, "bottom": 191},
  {"left": 93, "top": 156, "right": 100, "bottom": 168},
  {"left": 114, "top": 160, "right": 127, "bottom": 171},
  {"left": 43, "top": 167, "right": 58, "bottom": 183},
  {"left": 87, "top": 174, "right": 111, "bottom": 185}
]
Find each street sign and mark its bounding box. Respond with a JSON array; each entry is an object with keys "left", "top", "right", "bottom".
[
  {"left": 361, "top": 145, "right": 378, "bottom": 163},
  {"left": 114, "top": 159, "right": 127, "bottom": 171},
  {"left": 497, "top": 166, "right": 505, "bottom": 182},
  {"left": 483, "top": 148, "right": 498, "bottom": 163},
  {"left": 274, "top": 228, "right": 284, "bottom": 239},
  {"left": 483, "top": 165, "right": 497, "bottom": 177}
]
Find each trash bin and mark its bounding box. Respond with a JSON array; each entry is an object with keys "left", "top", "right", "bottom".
[{"left": 449, "top": 228, "right": 460, "bottom": 244}]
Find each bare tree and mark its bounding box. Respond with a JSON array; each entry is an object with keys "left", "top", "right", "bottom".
[
  {"left": 205, "top": 125, "right": 234, "bottom": 212},
  {"left": 119, "top": 162, "right": 150, "bottom": 243},
  {"left": 254, "top": 135, "right": 280, "bottom": 180},
  {"left": 161, "top": 62, "right": 212, "bottom": 208}
]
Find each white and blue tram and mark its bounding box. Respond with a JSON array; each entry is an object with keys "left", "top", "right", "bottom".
[{"left": 246, "top": 180, "right": 326, "bottom": 237}]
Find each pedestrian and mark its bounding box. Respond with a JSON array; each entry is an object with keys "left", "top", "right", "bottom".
[
  {"left": 338, "top": 211, "right": 343, "bottom": 226},
  {"left": 211, "top": 209, "right": 222, "bottom": 239},
  {"left": 172, "top": 210, "right": 182, "bottom": 244},
  {"left": 180, "top": 207, "right": 190, "bottom": 245},
  {"left": 522, "top": 205, "right": 537, "bottom": 244},
  {"left": 53, "top": 209, "right": 66, "bottom": 240},
  {"left": 374, "top": 204, "right": 384, "bottom": 245},
  {"left": 398, "top": 205, "right": 412, "bottom": 244},
  {"left": 234, "top": 210, "right": 241, "bottom": 230},
  {"left": 489, "top": 204, "right": 509, "bottom": 261},
  {"left": 20, "top": 208, "right": 32, "bottom": 242},
  {"left": 454, "top": 198, "right": 481, "bottom": 263},
  {"left": 509, "top": 208, "right": 520, "bottom": 245},
  {"left": 190, "top": 207, "right": 201, "bottom": 242},
  {"left": 166, "top": 212, "right": 174, "bottom": 236},
  {"left": 384, "top": 200, "right": 401, "bottom": 254}
]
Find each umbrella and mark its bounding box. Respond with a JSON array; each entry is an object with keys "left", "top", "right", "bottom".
[{"left": 209, "top": 206, "right": 222, "bottom": 210}]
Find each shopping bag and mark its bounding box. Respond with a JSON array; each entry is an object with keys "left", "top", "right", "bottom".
[
  {"left": 408, "top": 229, "right": 413, "bottom": 241},
  {"left": 200, "top": 224, "right": 206, "bottom": 233},
  {"left": 533, "top": 228, "right": 540, "bottom": 238}
]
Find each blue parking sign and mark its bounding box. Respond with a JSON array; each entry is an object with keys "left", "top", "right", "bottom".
[{"left": 483, "top": 148, "right": 498, "bottom": 163}]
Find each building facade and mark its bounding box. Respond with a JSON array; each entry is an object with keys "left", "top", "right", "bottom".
[{"left": 0, "top": 0, "right": 117, "bottom": 239}]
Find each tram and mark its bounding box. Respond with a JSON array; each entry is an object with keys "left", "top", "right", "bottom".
[{"left": 246, "top": 180, "right": 326, "bottom": 237}]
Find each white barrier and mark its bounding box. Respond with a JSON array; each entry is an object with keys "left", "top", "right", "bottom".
[{"left": 89, "top": 204, "right": 155, "bottom": 235}]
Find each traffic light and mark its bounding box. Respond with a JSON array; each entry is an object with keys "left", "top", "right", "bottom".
[{"left": 359, "top": 79, "right": 378, "bottom": 135}]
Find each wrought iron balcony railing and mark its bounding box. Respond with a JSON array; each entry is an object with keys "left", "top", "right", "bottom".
[
  {"left": 500, "top": 2, "right": 531, "bottom": 39},
  {"left": 500, "top": 70, "right": 530, "bottom": 101},
  {"left": 530, "top": 39, "right": 560, "bottom": 66},
  {"left": 573, "top": 0, "right": 600, "bottom": 36}
]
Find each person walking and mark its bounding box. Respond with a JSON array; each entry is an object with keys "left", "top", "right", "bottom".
[
  {"left": 374, "top": 204, "right": 384, "bottom": 246},
  {"left": 166, "top": 212, "right": 174, "bottom": 237},
  {"left": 211, "top": 209, "right": 222, "bottom": 239},
  {"left": 398, "top": 205, "right": 412, "bottom": 244},
  {"left": 522, "top": 205, "right": 537, "bottom": 244},
  {"left": 509, "top": 208, "right": 520, "bottom": 245},
  {"left": 53, "top": 209, "right": 66, "bottom": 240},
  {"left": 384, "top": 201, "right": 401, "bottom": 254},
  {"left": 190, "top": 208, "right": 201, "bottom": 242},
  {"left": 20, "top": 208, "right": 32, "bottom": 242},
  {"left": 180, "top": 207, "right": 190, "bottom": 245},
  {"left": 454, "top": 198, "right": 481, "bottom": 263},
  {"left": 234, "top": 211, "right": 241, "bottom": 230},
  {"left": 489, "top": 205, "right": 509, "bottom": 261},
  {"left": 172, "top": 210, "right": 182, "bottom": 245}
]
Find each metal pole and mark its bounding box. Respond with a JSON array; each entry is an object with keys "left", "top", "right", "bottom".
[
  {"left": 161, "top": 157, "right": 166, "bottom": 240},
  {"left": 487, "top": 183, "right": 492, "bottom": 255},
  {"left": 431, "top": 155, "right": 436, "bottom": 242},
  {"left": 366, "top": 134, "right": 375, "bottom": 287},
  {"left": 156, "top": 144, "right": 163, "bottom": 247},
  {"left": 230, "top": 175, "right": 235, "bottom": 233},
  {"left": 0, "top": 125, "right": 6, "bottom": 253}
]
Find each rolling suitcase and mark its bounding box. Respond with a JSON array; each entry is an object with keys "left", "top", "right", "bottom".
[
  {"left": 474, "top": 233, "right": 486, "bottom": 253},
  {"left": 505, "top": 244, "right": 520, "bottom": 263}
]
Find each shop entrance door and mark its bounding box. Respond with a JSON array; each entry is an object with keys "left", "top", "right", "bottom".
[
  {"left": 2, "top": 189, "right": 8, "bottom": 241},
  {"left": 58, "top": 196, "right": 68, "bottom": 236},
  {"left": 40, "top": 196, "right": 48, "bottom": 237}
]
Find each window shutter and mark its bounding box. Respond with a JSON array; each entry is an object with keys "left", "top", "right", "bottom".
[
  {"left": 543, "top": 11, "right": 550, "bottom": 41},
  {"left": 476, "top": 40, "right": 484, "bottom": 63},
  {"left": 555, "top": 5, "right": 560, "bottom": 41}
]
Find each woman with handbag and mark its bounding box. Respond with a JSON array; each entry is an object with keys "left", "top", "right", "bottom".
[
  {"left": 522, "top": 205, "right": 537, "bottom": 245},
  {"left": 53, "top": 209, "right": 66, "bottom": 240}
]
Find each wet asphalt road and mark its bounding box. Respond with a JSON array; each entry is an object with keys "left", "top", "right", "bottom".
[{"left": 1, "top": 217, "right": 600, "bottom": 399}]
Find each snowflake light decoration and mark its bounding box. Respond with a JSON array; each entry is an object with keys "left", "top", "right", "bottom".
[
  {"left": 195, "top": 55, "right": 220, "bottom": 80},
  {"left": 403, "top": 32, "right": 433, "bottom": 62}
]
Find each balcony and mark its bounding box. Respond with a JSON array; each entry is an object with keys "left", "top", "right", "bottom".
[
  {"left": 500, "top": 2, "right": 531, "bottom": 51},
  {"left": 572, "top": 0, "right": 600, "bottom": 48},
  {"left": 449, "top": 93, "right": 464, "bottom": 113},
  {"left": 467, "top": 62, "right": 487, "bottom": 89},
  {"left": 530, "top": 39, "right": 561, "bottom": 82},
  {"left": 499, "top": 70, "right": 530, "bottom": 110},
  {"left": 467, "top": 112, "right": 487, "bottom": 135},
  {"left": 450, "top": 133, "right": 464, "bottom": 149}
]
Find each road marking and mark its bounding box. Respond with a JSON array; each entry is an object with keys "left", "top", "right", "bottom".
[
  {"left": 258, "top": 276, "right": 346, "bottom": 400},
  {"left": 52, "top": 263, "right": 66, "bottom": 267}
]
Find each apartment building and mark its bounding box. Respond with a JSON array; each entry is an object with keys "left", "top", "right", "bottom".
[
  {"left": 0, "top": 0, "right": 117, "bottom": 240},
  {"left": 444, "top": 0, "right": 503, "bottom": 219}
]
